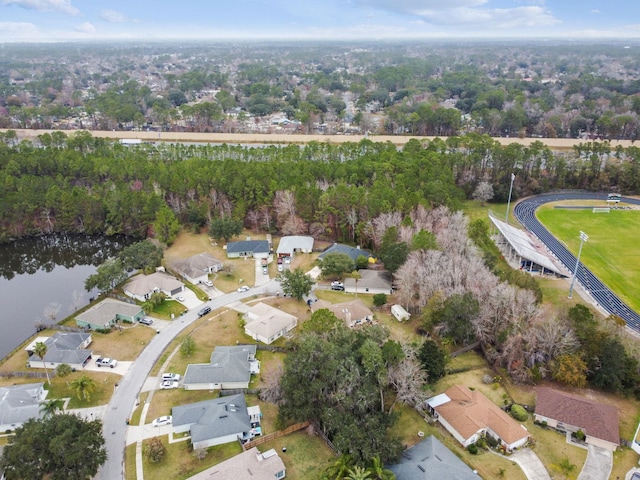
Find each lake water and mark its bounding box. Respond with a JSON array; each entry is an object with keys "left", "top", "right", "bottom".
[{"left": 0, "top": 235, "right": 131, "bottom": 361}]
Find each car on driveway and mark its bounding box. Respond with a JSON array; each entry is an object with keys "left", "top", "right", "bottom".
[
  {"left": 237, "top": 285, "right": 250, "bottom": 293},
  {"left": 162, "top": 373, "right": 181, "bottom": 381},
  {"left": 96, "top": 357, "right": 118, "bottom": 368},
  {"left": 160, "top": 380, "right": 179, "bottom": 389},
  {"left": 262, "top": 266, "right": 268, "bottom": 275},
  {"left": 176, "top": 295, "right": 185, "bottom": 302},
  {"left": 152, "top": 415, "right": 172, "bottom": 427},
  {"left": 139, "top": 317, "right": 153, "bottom": 326},
  {"left": 203, "top": 279, "right": 213, "bottom": 287},
  {"left": 331, "top": 281, "right": 345, "bottom": 291}
]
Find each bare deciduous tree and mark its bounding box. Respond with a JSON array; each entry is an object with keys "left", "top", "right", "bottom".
[
  {"left": 43, "top": 303, "right": 61, "bottom": 323},
  {"left": 387, "top": 343, "right": 429, "bottom": 413}
]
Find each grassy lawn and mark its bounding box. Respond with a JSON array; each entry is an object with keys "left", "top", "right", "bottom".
[
  {"left": 528, "top": 421, "right": 587, "bottom": 480},
  {"left": 46, "top": 369, "right": 121, "bottom": 408},
  {"left": 125, "top": 443, "right": 137, "bottom": 480},
  {"left": 536, "top": 204, "right": 640, "bottom": 313},
  {"left": 151, "top": 299, "right": 188, "bottom": 319}
]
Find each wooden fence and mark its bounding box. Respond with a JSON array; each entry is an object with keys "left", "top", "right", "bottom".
[
  {"left": 242, "top": 421, "right": 311, "bottom": 450},
  {"left": 450, "top": 341, "right": 481, "bottom": 358}
]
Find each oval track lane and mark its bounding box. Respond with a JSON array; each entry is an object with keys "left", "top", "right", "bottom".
[{"left": 513, "top": 192, "right": 640, "bottom": 333}]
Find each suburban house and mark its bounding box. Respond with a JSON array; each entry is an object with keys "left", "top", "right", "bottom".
[
  {"left": 172, "top": 394, "right": 262, "bottom": 449},
  {"left": 172, "top": 253, "right": 223, "bottom": 284},
  {"left": 387, "top": 435, "right": 479, "bottom": 480},
  {"left": 427, "top": 385, "right": 530, "bottom": 452},
  {"left": 276, "top": 235, "right": 314, "bottom": 257},
  {"left": 183, "top": 345, "right": 260, "bottom": 390},
  {"left": 312, "top": 299, "right": 374, "bottom": 328},
  {"left": 0, "top": 383, "right": 47, "bottom": 431},
  {"left": 318, "top": 243, "right": 372, "bottom": 263},
  {"left": 534, "top": 387, "right": 619, "bottom": 451},
  {"left": 186, "top": 447, "right": 285, "bottom": 480},
  {"left": 75, "top": 298, "right": 144, "bottom": 330},
  {"left": 226, "top": 240, "right": 270, "bottom": 259},
  {"left": 25, "top": 332, "right": 93, "bottom": 370},
  {"left": 244, "top": 302, "right": 297, "bottom": 345},
  {"left": 124, "top": 271, "right": 184, "bottom": 302},
  {"left": 343, "top": 269, "right": 392, "bottom": 295}
]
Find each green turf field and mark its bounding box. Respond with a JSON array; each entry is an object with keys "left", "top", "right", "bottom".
[{"left": 536, "top": 204, "right": 640, "bottom": 314}]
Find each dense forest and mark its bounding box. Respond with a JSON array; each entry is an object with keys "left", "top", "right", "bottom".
[{"left": 1, "top": 130, "right": 640, "bottom": 244}]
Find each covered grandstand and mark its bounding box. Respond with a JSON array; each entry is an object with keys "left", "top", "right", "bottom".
[{"left": 489, "top": 212, "right": 568, "bottom": 277}]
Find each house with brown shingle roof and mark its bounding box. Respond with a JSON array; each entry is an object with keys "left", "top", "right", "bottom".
[
  {"left": 534, "top": 387, "right": 619, "bottom": 451},
  {"left": 428, "top": 385, "right": 530, "bottom": 452},
  {"left": 311, "top": 299, "right": 373, "bottom": 328}
]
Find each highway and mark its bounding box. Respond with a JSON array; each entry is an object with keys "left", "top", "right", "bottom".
[{"left": 513, "top": 192, "right": 640, "bottom": 332}]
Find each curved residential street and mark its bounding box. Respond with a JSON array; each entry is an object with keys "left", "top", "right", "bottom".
[{"left": 95, "top": 279, "right": 281, "bottom": 480}]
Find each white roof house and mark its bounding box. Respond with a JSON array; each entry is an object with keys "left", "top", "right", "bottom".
[
  {"left": 276, "top": 236, "right": 315, "bottom": 256},
  {"left": 244, "top": 303, "right": 297, "bottom": 345},
  {"left": 0, "top": 383, "right": 47, "bottom": 431},
  {"left": 186, "top": 447, "right": 285, "bottom": 480}
]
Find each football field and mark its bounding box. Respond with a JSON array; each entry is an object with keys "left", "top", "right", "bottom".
[{"left": 536, "top": 204, "right": 640, "bottom": 314}]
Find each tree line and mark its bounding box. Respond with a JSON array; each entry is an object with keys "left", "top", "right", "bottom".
[{"left": 2, "top": 130, "right": 640, "bottom": 245}]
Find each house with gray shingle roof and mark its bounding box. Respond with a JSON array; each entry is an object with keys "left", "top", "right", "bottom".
[
  {"left": 318, "top": 243, "right": 372, "bottom": 263},
  {"left": 25, "top": 332, "right": 93, "bottom": 370},
  {"left": 244, "top": 302, "right": 297, "bottom": 345},
  {"left": 343, "top": 269, "right": 392, "bottom": 295},
  {"left": 172, "top": 394, "right": 261, "bottom": 449},
  {"left": 124, "top": 271, "right": 184, "bottom": 302},
  {"left": 388, "top": 435, "right": 479, "bottom": 480},
  {"left": 75, "top": 298, "right": 144, "bottom": 330},
  {"left": 183, "top": 345, "right": 260, "bottom": 390},
  {"left": 172, "top": 253, "right": 223, "bottom": 285},
  {"left": 185, "top": 447, "right": 285, "bottom": 480},
  {"left": 226, "top": 240, "right": 269, "bottom": 259},
  {"left": 0, "top": 383, "right": 47, "bottom": 431}
]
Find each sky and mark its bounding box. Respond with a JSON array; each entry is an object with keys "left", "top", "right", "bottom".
[{"left": 0, "top": 0, "right": 639, "bottom": 42}]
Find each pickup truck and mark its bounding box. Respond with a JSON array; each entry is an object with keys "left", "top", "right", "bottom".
[{"left": 95, "top": 357, "right": 118, "bottom": 368}]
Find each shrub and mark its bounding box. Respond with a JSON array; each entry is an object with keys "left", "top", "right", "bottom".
[
  {"left": 575, "top": 429, "right": 586, "bottom": 441},
  {"left": 510, "top": 404, "right": 528, "bottom": 421},
  {"left": 467, "top": 443, "right": 478, "bottom": 455},
  {"left": 373, "top": 293, "right": 387, "bottom": 307},
  {"left": 145, "top": 438, "right": 166, "bottom": 463}
]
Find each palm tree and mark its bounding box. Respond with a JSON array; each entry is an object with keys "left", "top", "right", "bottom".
[
  {"left": 33, "top": 341, "right": 50, "bottom": 385},
  {"left": 70, "top": 374, "right": 96, "bottom": 401},
  {"left": 368, "top": 456, "right": 395, "bottom": 480},
  {"left": 323, "top": 454, "right": 354, "bottom": 480},
  {"left": 351, "top": 270, "right": 361, "bottom": 298},
  {"left": 346, "top": 466, "right": 372, "bottom": 480},
  {"left": 40, "top": 398, "right": 64, "bottom": 418}
]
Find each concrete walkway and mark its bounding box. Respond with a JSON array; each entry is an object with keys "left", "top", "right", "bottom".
[
  {"left": 577, "top": 445, "right": 613, "bottom": 480},
  {"left": 511, "top": 448, "right": 552, "bottom": 480}
]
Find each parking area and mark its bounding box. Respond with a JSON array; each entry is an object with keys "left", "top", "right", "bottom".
[
  {"left": 577, "top": 445, "right": 613, "bottom": 480},
  {"left": 83, "top": 360, "right": 133, "bottom": 376},
  {"left": 172, "top": 288, "right": 203, "bottom": 310}
]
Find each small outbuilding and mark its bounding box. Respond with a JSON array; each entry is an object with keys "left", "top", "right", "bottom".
[{"left": 391, "top": 304, "right": 411, "bottom": 322}]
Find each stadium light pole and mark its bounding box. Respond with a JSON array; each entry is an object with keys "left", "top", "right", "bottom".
[
  {"left": 568, "top": 231, "right": 589, "bottom": 299},
  {"left": 505, "top": 173, "right": 515, "bottom": 223}
]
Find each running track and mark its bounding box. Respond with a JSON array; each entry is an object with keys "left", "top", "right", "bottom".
[{"left": 513, "top": 192, "right": 640, "bottom": 332}]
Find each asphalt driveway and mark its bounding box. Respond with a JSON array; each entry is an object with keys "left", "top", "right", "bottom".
[
  {"left": 578, "top": 445, "right": 613, "bottom": 480},
  {"left": 511, "top": 448, "right": 551, "bottom": 480}
]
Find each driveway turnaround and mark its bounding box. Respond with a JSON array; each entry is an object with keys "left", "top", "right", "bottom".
[
  {"left": 578, "top": 445, "right": 613, "bottom": 480},
  {"left": 511, "top": 448, "right": 551, "bottom": 480}
]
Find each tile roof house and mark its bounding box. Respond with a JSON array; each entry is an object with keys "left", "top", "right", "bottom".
[
  {"left": 75, "top": 298, "right": 144, "bottom": 330},
  {"left": 428, "top": 385, "right": 530, "bottom": 452},
  {"left": 0, "top": 383, "right": 47, "bottom": 431},
  {"left": 534, "top": 387, "right": 619, "bottom": 451},
  {"left": 124, "top": 271, "right": 184, "bottom": 302},
  {"left": 226, "top": 240, "right": 270, "bottom": 259},
  {"left": 185, "top": 447, "right": 285, "bottom": 480},
  {"left": 318, "top": 243, "right": 372, "bottom": 263},
  {"left": 25, "top": 332, "right": 93, "bottom": 370},
  {"left": 172, "top": 394, "right": 262, "bottom": 449},
  {"left": 244, "top": 302, "right": 297, "bottom": 345},
  {"left": 311, "top": 299, "right": 374, "bottom": 328},
  {"left": 183, "top": 345, "right": 260, "bottom": 391},
  {"left": 343, "top": 269, "right": 392, "bottom": 295},
  {"left": 172, "top": 253, "right": 223, "bottom": 285},
  {"left": 387, "top": 435, "right": 479, "bottom": 480}
]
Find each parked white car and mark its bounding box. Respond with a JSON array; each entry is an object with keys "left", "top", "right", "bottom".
[
  {"left": 162, "top": 373, "right": 181, "bottom": 381},
  {"left": 95, "top": 357, "right": 118, "bottom": 368},
  {"left": 203, "top": 279, "right": 213, "bottom": 287},
  {"left": 237, "top": 285, "right": 250, "bottom": 293},
  {"left": 152, "top": 415, "right": 172, "bottom": 427},
  {"left": 160, "top": 380, "right": 179, "bottom": 389}
]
